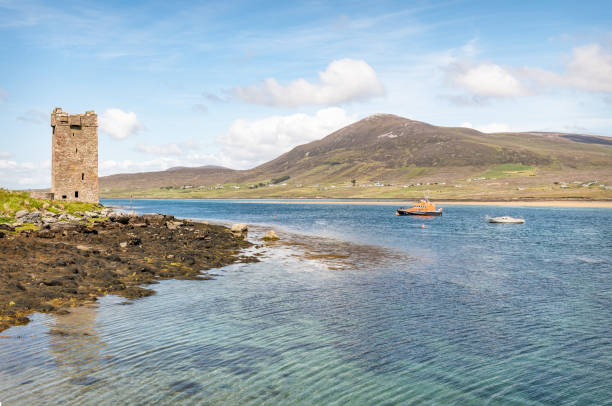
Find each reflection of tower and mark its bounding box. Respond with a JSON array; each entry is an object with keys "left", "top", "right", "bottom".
[
  {"left": 48, "top": 305, "right": 106, "bottom": 384},
  {"left": 51, "top": 107, "right": 99, "bottom": 203}
]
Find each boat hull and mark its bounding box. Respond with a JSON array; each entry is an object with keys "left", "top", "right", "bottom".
[
  {"left": 396, "top": 209, "right": 442, "bottom": 216},
  {"left": 487, "top": 216, "right": 524, "bottom": 224}
]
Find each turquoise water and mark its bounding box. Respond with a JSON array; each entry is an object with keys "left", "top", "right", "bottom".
[{"left": 1, "top": 200, "right": 610, "bottom": 405}]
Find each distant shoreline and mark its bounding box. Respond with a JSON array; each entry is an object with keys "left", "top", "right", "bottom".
[{"left": 101, "top": 197, "right": 612, "bottom": 208}]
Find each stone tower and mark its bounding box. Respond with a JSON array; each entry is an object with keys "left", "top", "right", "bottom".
[{"left": 51, "top": 107, "right": 99, "bottom": 203}]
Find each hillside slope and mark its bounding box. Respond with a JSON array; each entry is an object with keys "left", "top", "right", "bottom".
[
  {"left": 99, "top": 114, "right": 612, "bottom": 198},
  {"left": 245, "top": 114, "right": 611, "bottom": 183},
  {"left": 101, "top": 165, "right": 241, "bottom": 190}
]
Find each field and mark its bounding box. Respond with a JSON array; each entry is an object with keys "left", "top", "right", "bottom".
[{"left": 100, "top": 167, "right": 612, "bottom": 201}]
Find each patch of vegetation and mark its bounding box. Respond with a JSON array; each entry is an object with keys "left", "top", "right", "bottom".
[
  {"left": 271, "top": 175, "right": 290, "bottom": 184},
  {"left": 15, "top": 223, "right": 40, "bottom": 232},
  {"left": 0, "top": 188, "right": 102, "bottom": 221},
  {"left": 482, "top": 164, "right": 535, "bottom": 178}
]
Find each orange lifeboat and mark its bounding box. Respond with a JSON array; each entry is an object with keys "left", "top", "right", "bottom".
[{"left": 396, "top": 199, "right": 443, "bottom": 216}]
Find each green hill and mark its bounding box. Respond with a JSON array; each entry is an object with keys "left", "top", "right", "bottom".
[{"left": 99, "top": 114, "right": 612, "bottom": 200}]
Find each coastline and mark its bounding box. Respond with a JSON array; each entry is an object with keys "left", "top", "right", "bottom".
[
  {"left": 0, "top": 213, "right": 254, "bottom": 333},
  {"left": 104, "top": 197, "right": 612, "bottom": 208}
]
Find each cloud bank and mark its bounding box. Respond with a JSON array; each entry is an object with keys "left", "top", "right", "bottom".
[
  {"left": 0, "top": 159, "right": 50, "bottom": 188},
  {"left": 217, "top": 107, "right": 354, "bottom": 168},
  {"left": 233, "top": 59, "right": 385, "bottom": 107},
  {"left": 447, "top": 43, "right": 612, "bottom": 100}
]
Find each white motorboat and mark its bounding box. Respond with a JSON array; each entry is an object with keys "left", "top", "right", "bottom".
[{"left": 487, "top": 216, "right": 525, "bottom": 224}]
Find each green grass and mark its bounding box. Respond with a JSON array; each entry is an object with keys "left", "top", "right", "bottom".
[
  {"left": 14, "top": 223, "right": 40, "bottom": 232},
  {"left": 482, "top": 164, "right": 535, "bottom": 178},
  {"left": 0, "top": 188, "right": 103, "bottom": 223}
]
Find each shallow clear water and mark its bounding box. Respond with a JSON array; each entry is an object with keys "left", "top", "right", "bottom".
[{"left": 1, "top": 200, "right": 610, "bottom": 405}]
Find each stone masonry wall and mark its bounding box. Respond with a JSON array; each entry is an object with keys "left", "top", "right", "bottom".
[{"left": 51, "top": 107, "right": 99, "bottom": 203}]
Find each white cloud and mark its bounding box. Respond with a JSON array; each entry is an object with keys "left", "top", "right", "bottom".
[
  {"left": 449, "top": 63, "right": 528, "bottom": 98},
  {"left": 0, "top": 152, "right": 12, "bottom": 159},
  {"left": 99, "top": 108, "right": 144, "bottom": 140},
  {"left": 454, "top": 43, "right": 612, "bottom": 99},
  {"left": 565, "top": 44, "right": 612, "bottom": 92},
  {"left": 527, "top": 44, "right": 612, "bottom": 93},
  {"left": 233, "top": 59, "right": 385, "bottom": 107},
  {"left": 217, "top": 107, "right": 355, "bottom": 168},
  {"left": 460, "top": 122, "right": 512, "bottom": 133},
  {"left": 0, "top": 88, "right": 8, "bottom": 102}
]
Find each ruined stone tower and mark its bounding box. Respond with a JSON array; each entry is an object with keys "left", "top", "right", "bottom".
[{"left": 51, "top": 107, "right": 99, "bottom": 203}]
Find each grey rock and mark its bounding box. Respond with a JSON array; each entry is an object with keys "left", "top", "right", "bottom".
[
  {"left": 21, "top": 210, "right": 42, "bottom": 224},
  {"left": 41, "top": 217, "right": 57, "bottom": 224},
  {"left": 0, "top": 223, "right": 15, "bottom": 232},
  {"left": 15, "top": 209, "right": 29, "bottom": 219}
]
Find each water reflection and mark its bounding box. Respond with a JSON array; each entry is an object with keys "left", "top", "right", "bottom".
[{"left": 48, "top": 304, "right": 106, "bottom": 387}]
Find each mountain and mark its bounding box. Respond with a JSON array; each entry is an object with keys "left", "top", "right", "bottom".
[
  {"left": 246, "top": 114, "right": 611, "bottom": 182},
  {"left": 99, "top": 114, "right": 612, "bottom": 196},
  {"left": 100, "top": 165, "right": 240, "bottom": 189}
]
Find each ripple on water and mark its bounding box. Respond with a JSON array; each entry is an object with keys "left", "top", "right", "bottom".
[{"left": 0, "top": 202, "right": 611, "bottom": 405}]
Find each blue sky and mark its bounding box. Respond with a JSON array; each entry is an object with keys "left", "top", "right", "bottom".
[{"left": 1, "top": 0, "right": 611, "bottom": 188}]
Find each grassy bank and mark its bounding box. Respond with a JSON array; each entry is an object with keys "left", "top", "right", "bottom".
[
  {"left": 0, "top": 189, "right": 102, "bottom": 224},
  {"left": 100, "top": 177, "right": 612, "bottom": 201}
]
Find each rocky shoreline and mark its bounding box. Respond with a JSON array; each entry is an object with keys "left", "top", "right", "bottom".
[{"left": 0, "top": 211, "right": 256, "bottom": 333}]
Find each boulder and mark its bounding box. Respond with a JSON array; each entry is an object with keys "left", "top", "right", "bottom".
[
  {"left": 21, "top": 210, "right": 42, "bottom": 224},
  {"left": 50, "top": 222, "right": 84, "bottom": 233},
  {"left": 231, "top": 223, "right": 248, "bottom": 237},
  {"left": 262, "top": 230, "right": 279, "bottom": 241},
  {"left": 58, "top": 213, "right": 80, "bottom": 222},
  {"left": 109, "top": 212, "right": 131, "bottom": 224},
  {"left": 84, "top": 211, "right": 100, "bottom": 218},
  {"left": 35, "top": 229, "right": 55, "bottom": 239},
  {"left": 41, "top": 217, "right": 57, "bottom": 225},
  {"left": 0, "top": 223, "right": 15, "bottom": 232},
  {"left": 142, "top": 213, "right": 166, "bottom": 224},
  {"left": 166, "top": 221, "right": 183, "bottom": 230},
  {"left": 15, "top": 209, "right": 29, "bottom": 219}
]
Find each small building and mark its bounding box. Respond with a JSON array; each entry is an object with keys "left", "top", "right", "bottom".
[{"left": 50, "top": 107, "right": 99, "bottom": 203}]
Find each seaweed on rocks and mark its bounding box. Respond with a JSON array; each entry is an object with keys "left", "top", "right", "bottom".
[{"left": 0, "top": 214, "right": 256, "bottom": 332}]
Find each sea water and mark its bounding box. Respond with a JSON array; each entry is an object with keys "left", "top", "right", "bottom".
[{"left": 0, "top": 200, "right": 610, "bottom": 405}]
